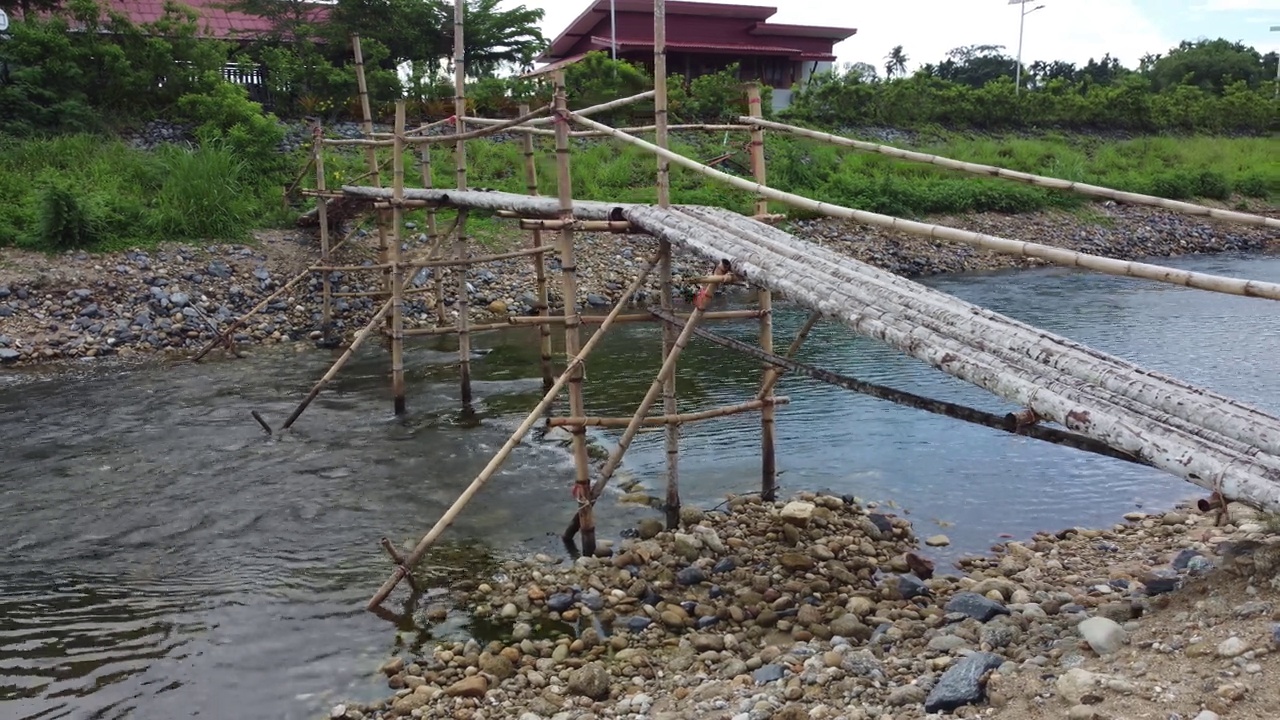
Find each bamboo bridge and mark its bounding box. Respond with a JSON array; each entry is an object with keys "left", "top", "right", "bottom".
[{"left": 194, "top": 1, "right": 1280, "bottom": 613}]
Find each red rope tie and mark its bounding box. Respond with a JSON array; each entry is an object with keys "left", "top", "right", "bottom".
[
  {"left": 445, "top": 115, "right": 457, "bottom": 124},
  {"left": 747, "top": 97, "right": 761, "bottom": 104}
]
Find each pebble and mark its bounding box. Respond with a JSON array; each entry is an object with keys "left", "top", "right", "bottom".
[{"left": 1078, "top": 617, "right": 1127, "bottom": 656}]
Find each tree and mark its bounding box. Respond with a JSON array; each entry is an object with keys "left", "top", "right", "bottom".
[
  {"left": 927, "top": 44, "right": 1014, "bottom": 88},
  {"left": 1146, "top": 38, "right": 1269, "bottom": 93},
  {"left": 884, "top": 45, "right": 908, "bottom": 79}
]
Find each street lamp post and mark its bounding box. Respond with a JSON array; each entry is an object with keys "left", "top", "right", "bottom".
[
  {"left": 1272, "top": 26, "right": 1279, "bottom": 99},
  {"left": 1010, "top": 0, "right": 1046, "bottom": 95},
  {"left": 610, "top": 0, "right": 617, "bottom": 61}
]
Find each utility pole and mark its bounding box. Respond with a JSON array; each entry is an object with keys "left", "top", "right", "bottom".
[
  {"left": 1010, "top": 0, "right": 1046, "bottom": 95},
  {"left": 1272, "top": 26, "right": 1279, "bottom": 100}
]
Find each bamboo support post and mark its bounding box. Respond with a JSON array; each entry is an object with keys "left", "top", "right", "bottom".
[
  {"left": 453, "top": 0, "right": 473, "bottom": 405},
  {"left": 564, "top": 261, "right": 730, "bottom": 546},
  {"left": 313, "top": 125, "right": 334, "bottom": 343},
  {"left": 520, "top": 101, "right": 555, "bottom": 391},
  {"left": 653, "top": 0, "right": 681, "bottom": 531},
  {"left": 279, "top": 299, "right": 395, "bottom": 432},
  {"left": 351, "top": 35, "right": 394, "bottom": 318},
  {"left": 418, "top": 130, "right": 447, "bottom": 324},
  {"left": 366, "top": 254, "right": 661, "bottom": 611},
  {"left": 390, "top": 102, "right": 408, "bottom": 415},
  {"left": 551, "top": 70, "right": 598, "bottom": 555},
  {"left": 566, "top": 113, "right": 1280, "bottom": 303},
  {"left": 738, "top": 116, "right": 1280, "bottom": 231},
  {"left": 745, "top": 82, "right": 777, "bottom": 500},
  {"left": 549, "top": 397, "right": 790, "bottom": 428}
]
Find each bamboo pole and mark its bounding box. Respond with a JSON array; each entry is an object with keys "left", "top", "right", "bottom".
[
  {"left": 652, "top": 0, "right": 682, "bottom": 531},
  {"left": 745, "top": 82, "right": 777, "bottom": 501},
  {"left": 351, "top": 34, "right": 394, "bottom": 324},
  {"left": 758, "top": 311, "right": 823, "bottom": 399},
  {"left": 521, "top": 101, "right": 555, "bottom": 392},
  {"left": 188, "top": 225, "right": 365, "bottom": 363},
  {"left": 418, "top": 136, "right": 447, "bottom": 325},
  {"left": 517, "top": 219, "right": 636, "bottom": 232},
  {"left": 411, "top": 244, "right": 555, "bottom": 268},
  {"left": 365, "top": 254, "right": 660, "bottom": 611},
  {"left": 280, "top": 300, "right": 395, "bottom": 432},
  {"left": 564, "top": 261, "right": 730, "bottom": 544},
  {"left": 657, "top": 311, "right": 1148, "bottom": 466},
  {"left": 507, "top": 309, "right": 763, "bottom": 325},
  {"left": 453, "top": 0, "right": 472, "bottom": 406},
  {"left": 390, "top": 102, "right": 408, "bottom": 415},
  {"left": 566, "top": 113, "right": 1280, "bottom": 303},
  {"left": 493, "top": 123, "right": 751, "bottom": 138},
  {"left": 548, "top": 397, "right": 791, "bottom": 428},
  {"left": 463, "top": 89, "right": 656, "bottom": 126},
  {"left": 399, "top": 105, "right": 551, "bottom": 144},
  {"left": 313, "top": 125, "right": 334, "bottom": 343},
  {"left": 339, "top": 186, "right": 633, "bottom": 219},
  {"left": 739, "top": 116, "right": 1280, "bottom": 231},
  {"left": 403, "top": 321, "right": 510, "bottom": 336},
  {"left": 551, "top": 70, "right": 598, "bottom": 556}
]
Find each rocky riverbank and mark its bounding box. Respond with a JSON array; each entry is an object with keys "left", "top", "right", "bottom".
[
  {"left": 332, "top": 492, "right": 1280, "bottom": 720},
  {"left": 0, "top": 200, "right": 1276, "bottom": 367}
]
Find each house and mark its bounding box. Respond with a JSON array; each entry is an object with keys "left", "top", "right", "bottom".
[{"left": 533, "top": 0, "right": 856, "bottom": 111}]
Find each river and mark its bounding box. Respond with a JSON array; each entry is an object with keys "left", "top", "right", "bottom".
[{"left": 2, "top": 250, "right": 1279, "bottom": 720}]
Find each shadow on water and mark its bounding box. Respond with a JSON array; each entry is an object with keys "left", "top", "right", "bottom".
[{"left": 2, "top": 250, "right": 1280, "bottom": 719}]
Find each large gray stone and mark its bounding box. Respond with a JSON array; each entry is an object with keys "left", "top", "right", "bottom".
[
  {"left": 945, "top": 592, "right": 1011, "bottom": 622},
  {"left": 923, "top": 651, "right": 1005, "bottom": 713}
]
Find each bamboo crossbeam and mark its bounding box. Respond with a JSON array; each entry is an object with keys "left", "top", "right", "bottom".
[
  {"left": 366, "top": 253, "right": 662, "bottom": 611},
  {"left": 412, "top": 244, "right": 556, "bottom": 268},
  {"left": 518, "top": 219, "right": 637, "bottom": 232},
  {"left": 341, "top": 186, "right": 632, "bottom": 220},
  {"left": 567, "top": 113, "right": 1280, "bottom": 303},
  {"left": 402, "top": 105, "right": 551, "bottom": 145},
  {"left": 653, "top": 309, "right": 1148, "bottom": 466},
  {"left": 402, "top": 321, "right": 511, "bottom": 336},
  {"left": 321, "top": 137, "right": 394, "bottom": 147},
  {"left": 548, "top": 397, "right": 790, "bottom": 428},
  {"left": 740, "top": 117, "right": 1280, "bottom": 231},
  {"left": 499, "top": 123, "right": 752, "bottom": 138},
  {"left": 279, "top": 299, "right": 395, "bottom": 431},
  {"left": 464, "top": 90, "right": 656, "bottom": 127},
  {"left": 505, "top": 309, "right": 763, "bottom": 326}
]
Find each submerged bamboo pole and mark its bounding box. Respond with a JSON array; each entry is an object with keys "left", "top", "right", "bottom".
[
  {"left": 520, "top": 101, "right": 555, "bottom": 391},
  {"left": 418, "top": 136, "right": 447, "bottom": 325},
  {"left": 551, "top": 70, "right": 597, "bottom": 555},
  {"left": 280, "top": 299, "right": 394, "bottom": 432},
  {"left": 548, "top": 397, "right": 791, "bottom": 428},
  {"left": 653, "top": 0, "right": 681, "bottom": 531},
  {"left": 366, "top": 254, "right": 661, "bottom": 611},
  {"left": 564, "top": 261, "right": 730, "bottom": 545},
  {"left": 566, "top": 114, "right": 1280, "bottom": 303},
  {"left": 740, "top": 117, "right": 1280, "bottom": 231},
  {"left": 313, "top": 125, "right": 334, "bottom": 343},
  {"left": 745, "top": 82, "right": 777, "bottom": 501},
  {"left": 390, "top": 102, "right": 408, "bottom": 415},
  {"left": 453, "top": 0, "right": 473, "bottom": 405}
]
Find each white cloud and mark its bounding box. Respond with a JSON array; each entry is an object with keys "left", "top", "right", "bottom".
[
  {"left": 1193, "top": 0, "right": 1280, "bottom": 10},
  {"left": 521, "top": 0, "right": 1177, "bottom": 72}
]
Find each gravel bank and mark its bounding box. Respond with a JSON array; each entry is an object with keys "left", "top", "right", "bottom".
[
  {"left": 0, "top": 201, "right": 1275, "bottom": 367},
  {"left": 334, "top": 492, "right": 1280, "bottom": 720}
]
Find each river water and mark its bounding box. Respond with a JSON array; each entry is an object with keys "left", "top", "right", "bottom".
[{"left": 3, "top": 251, "right": 1280, "bottom": 720}]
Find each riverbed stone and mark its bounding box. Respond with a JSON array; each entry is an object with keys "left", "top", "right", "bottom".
[
  {"left": 945, "top": 592, "right": 1010, "bottom": 622},
  {"left": 1078, "top": 617, "right": 1127, "bottom": 656},
  {"left": 923, "top": 651, "right": 1005, "bottom": 713}
]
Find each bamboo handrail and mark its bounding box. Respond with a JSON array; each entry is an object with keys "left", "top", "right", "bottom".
[
  {"left": 738, "top": 116, "right": 1280, "bottom": 231},
  {"left": 366, "top": 252, "right": 662, "bottom": 611},
  {"left": 569, "top": 112, "right": 1280, "bottom": 303}
]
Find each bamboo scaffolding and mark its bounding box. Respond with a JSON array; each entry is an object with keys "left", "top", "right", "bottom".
[
  {"left": 745, "top": 82, "right": 777, "bottom": 501},
  {"left": 758, "top": 311, "right": 823, "bottom": 399},
  {"left": 623, "top": 204, "right": 1280, "bottom": 512},
  {"left": 655, "top": 310, "right": 1147, "bottom": 466},
  {"left": 366, "top": 253, "right": 662, "bottom": 611},
  {"left": 548, "top": 397, "right": 791, "bottom": 428},
  {"left": 551, "top": 70, "right": 598, "bottom": 556},
  {"left": 653, "top": 0, "right": 681, "bottom": 532},
  {"left": 453, "top": 0, "right": 473, "bottom": 405},
  {"left": 517, "top": 219, "right": 637, "bottom": 232},
  {"left": 496, "top": 123, "right": 751, "bottom": 138},
  {"left": 413, "top": 244, "right": 555, "bottom": 267},
  {"left": 340, "top": 186, "right": 632, "bottom": 219},
  {"left": 390, "top": 102, "right": 408, "bottom": 414},
  {"left": 463, "top": 90, "right": 656, "bottom": 127},
  {"left": 279, "top": 299, "right": 395, "bottom": 432},
  {"left": 740, "top": 117, "right": 1280, "bottom": 231},
  {"left": 395, "top": 105, "right": 551, "bottom": 145},
  {"left": 507, "top": 309, "right": 762, "bottom": 325},
  {"left": 313, "top": 126, "right": 334, "bottom": 343},
  {"left": 520, "top": 101, "right": 555, "bottom": 391},
  {"left": 564, "top": 261, "right": 729, "bottom": 546},
  {"left": 403, "top": 321, "right": 511, "bottom": 336},
  {"left": 566, "top": 113, "right": 1280, "bottom": 303}
]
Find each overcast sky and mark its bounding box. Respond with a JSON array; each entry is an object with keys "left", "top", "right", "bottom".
[{"left": 519, "top": 0, "right": 1280, "bottom": 72}]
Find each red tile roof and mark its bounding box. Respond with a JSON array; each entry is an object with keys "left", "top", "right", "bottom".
[
  {"left": 590, "top": 35, "right": 802, "bottom": 56},
  {"left": 102, "top": 0, "right": 330, "bottom": 40}
]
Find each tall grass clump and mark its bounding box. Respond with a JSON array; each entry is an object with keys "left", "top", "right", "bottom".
[{"left": 147, "top": 139, "right": 258, "bottom": 241}]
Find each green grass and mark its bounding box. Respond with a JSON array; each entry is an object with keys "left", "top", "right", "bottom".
[
  {"left": 2, "top": 130, "right": 1276, "bottom": 254},
  {"left": 0, "top": 134, "right": 296, "bottom": 253}
]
